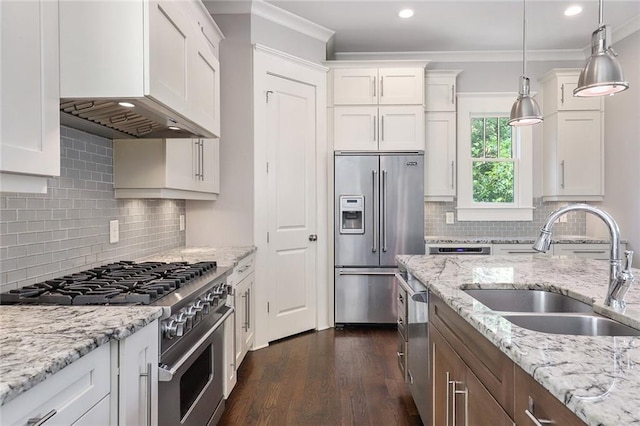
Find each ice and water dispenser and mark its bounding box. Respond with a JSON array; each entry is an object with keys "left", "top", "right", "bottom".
[{"left": 339, "top": 195, "right": 364, "bottom": 234}]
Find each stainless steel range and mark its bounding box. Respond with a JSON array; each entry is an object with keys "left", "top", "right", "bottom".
[{"left": 0, "top": 260, "right": 233, "bottom": 426}]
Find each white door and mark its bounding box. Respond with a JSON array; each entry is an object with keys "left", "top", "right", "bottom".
[{"left": 265, "top": 74, "right": 317, "bottom": 342}]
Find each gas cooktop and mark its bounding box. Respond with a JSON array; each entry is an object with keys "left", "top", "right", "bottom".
[{"left": 0, "top": 261, "right": 219, "bottom": 306}]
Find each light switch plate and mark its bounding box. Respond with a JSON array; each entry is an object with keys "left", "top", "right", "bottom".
[
  {"left": 445, "top": 212, "right": 455, "bottom": 224},
  {"left": 109, "top": 220, "right": 119, "bottom": 244},
  {"left": 179, "top": 215, "right": 185, "bottom": 231}
]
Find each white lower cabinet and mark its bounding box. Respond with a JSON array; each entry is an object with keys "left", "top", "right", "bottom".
[
  {"left": 492, "top": 244, "right": 551, "bottom": 256},
  {"left": 427, "top": 242, "right": 618, "bottom": 260},
  {"left": 224, "top": 253, "right": 256, "bottom": 397},
  {"left": 0, "top": 344, "right": 111, "bottom": 426},
  {"left": 0, "top": 320, "right": 159, "bottom": 426},
  {"left": 114, "top": 138, "right": 220, "bottom": 200},
  {"left": 115, "top": 319, "right": 159, "bottom": 426},
  {"left": 552, "top": 243, "right": 621, "bottom": 260}
]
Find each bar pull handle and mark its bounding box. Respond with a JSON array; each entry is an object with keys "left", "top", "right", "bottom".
[
  {"left": 200, "top": 140, "right": 205, "bottom": 181},
  {"left": 560, "top": 160, "right": 565, "bottom": 189},
  {"left": 27, "top": 410, "right": 57, "bottom": 426},
  {"left": 450, "top": 161, "right": 455, "bottom": 189},
  {"left": 525, "top": 396, "right": 554, "bottom": 425},
  {"left": 453, "top": 383, "right": 468, "bottom": 426},
  {"left": 561, "top": 84, "right": 565, "bottom": 105},
  {"left": 373, "top": 76, "right": 376, "bottom": 98},
  {"left": 382, "top": 170, "right": 388, "bottom": 252},
  {"left": 140, "top": 362, "right": 153, "bottom": 426},
  {"left": 380, "top": 76, "right": 384, "bottom": 97},
  {"left": 381, "top": 115, "right": 385, "bottom": 142},
  {"left": 372, "top": 170, "right": 378, "bottom": 252},
  {"left": 451, "top": 85, "right": 455, "bottom": 104},
  {"left": 247, "top": 288, "right": 251, "bottom": 330}
]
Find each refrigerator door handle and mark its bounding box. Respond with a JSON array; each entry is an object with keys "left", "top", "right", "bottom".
[
  {"left": 382, "top": 169, "right": 388, "bottom": 252},
  {"left": 372, "top": 170, "right": 378, "bottom": 252}
]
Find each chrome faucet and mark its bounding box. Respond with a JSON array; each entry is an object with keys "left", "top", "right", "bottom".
[{"left": 532, "top": 203, "right": 634, "bottom": 311}]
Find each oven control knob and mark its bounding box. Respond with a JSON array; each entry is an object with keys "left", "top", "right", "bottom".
[
  {"left": 174, "top": 313, "right": 187, "bottom": 337},
  {"left": 163, "top": 315, "right": 186, "bottom": 339},
  {"left": 194, "top": 299, "right": 210, "bottom": 316},
  {"left": 203, "top": 291, "right": 215, "bottom": 303}
]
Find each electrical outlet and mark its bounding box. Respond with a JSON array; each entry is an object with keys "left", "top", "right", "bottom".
[
  {"left": 179, "top": 214, "right": 185, "bottom": 231},
  {"left": 109, "top": 220, "right": 119, "bottom": 244},
  {"left": 445, "top": 212, "right": 455, "bottom": 224},
  {"left": 559, "top": 215, "right": 567, "bottom": 223}
]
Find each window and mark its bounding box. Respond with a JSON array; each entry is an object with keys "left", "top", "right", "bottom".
[{"left": 457, "top": 93, "right": 533, "bottom": 221}]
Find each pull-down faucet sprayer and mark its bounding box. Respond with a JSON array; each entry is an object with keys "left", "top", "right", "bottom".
[{"left": 533, "top": 203, "right": 634, "bottom": 311}]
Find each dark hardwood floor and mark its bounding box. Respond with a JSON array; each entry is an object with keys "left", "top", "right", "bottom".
[{"left": 219, "top": 327, "right": 423, "bottom": 426}]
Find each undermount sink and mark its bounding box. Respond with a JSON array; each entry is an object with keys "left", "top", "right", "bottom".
[
  {"left": 463, "top": 288, "right": 640, "bottom": 336},
  {"left": 463, "top": 289, "right": 592, "bottom": 313},
  {"left": 502, "top": 314, "right": 640, "bottom": 337}
]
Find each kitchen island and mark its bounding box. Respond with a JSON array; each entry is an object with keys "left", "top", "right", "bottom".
[
  {"left": 398, "top": 254, "right": 639, "bottom": 426},
  {"left": 139, "top": 246, "right": 256, "bottom": 267}
]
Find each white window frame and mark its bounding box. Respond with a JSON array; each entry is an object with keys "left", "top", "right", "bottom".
[{"left": 457, "top": 93, "right": 533, "bottom": 221}]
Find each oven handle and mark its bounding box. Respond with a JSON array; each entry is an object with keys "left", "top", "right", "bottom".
[{"left": 158, "top": 307, "right": 234, "bottom": 382}]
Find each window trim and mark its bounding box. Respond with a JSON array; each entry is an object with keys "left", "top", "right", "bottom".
[{"left": 457, "top": 93, "right": 533, "bottom": 221}]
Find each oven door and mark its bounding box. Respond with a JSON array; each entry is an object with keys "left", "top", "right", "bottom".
[{"left": 158, "top": 309, "right": 232, "bottom": 426}]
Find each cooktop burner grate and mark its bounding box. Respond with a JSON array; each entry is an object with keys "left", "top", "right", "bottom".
[{"left": 0, "top": 261, "right": 218, "bottom": 306}]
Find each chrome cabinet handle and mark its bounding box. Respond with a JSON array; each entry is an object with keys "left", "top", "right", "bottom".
[
  {"left": 140, "top": 362, "right": 153, "bottom": 426},
  {"left": 561, "top": 83, "right": 565, "bottom": 105},
  {"left": 450, "top": 161, "right": 455, "bottom": 189},
  {"left": 526, "top": 395, "right": 554, "bottom": 425},
  {"left": 560, "top": 160, "right": 565, "bottom": 189},
  {"left": 382, "top": 170, "right": 388, "bottom": 252},
  {"left": 451, "top": 85, "right": 455, "bottom": 104},
  {"left": 200, "top": 140, "right": 205, "bottom": 181},
  {"left": 242, "top": 292, "right": 248, "bottom": 331},
  {"left": 373, "top": 76, "right": 376, "bottom": 97},
  {"left": 246, "top": 288, "right": 251, "bottom": 330},
  {"left": 380, "top": 76, "right": 384, "bottom": 97},
  {"left": 27, "top": 410, "right": 57, "bottom": 426},
  {"left": 372, "top": 170, "right": 378, "bottom": 252},
  {"left": 381, "top": 115, "right": 385, "bottom": 142}
]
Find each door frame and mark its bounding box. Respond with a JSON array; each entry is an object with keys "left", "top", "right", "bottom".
[{"left": 252, "top": 44, "right": 329, "bottom": 350}]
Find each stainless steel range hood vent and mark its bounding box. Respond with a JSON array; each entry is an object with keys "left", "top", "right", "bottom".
[{"left": 60, "top": 99, "right": 210, "bottom": 139}]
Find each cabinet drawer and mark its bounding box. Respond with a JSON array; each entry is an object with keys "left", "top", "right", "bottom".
[
  {"left": 1, "top": 344, "right": 111, "bottom": 426},
  {"left": 492, "top": 244, "right": 550, "bottom": 256},
  {"left": 230, "top": 253, "right": 255, "bottom": 286},
  {"left": 430, "top": 293, "right": 514, "bottom": 418},
  {"left": 515, "top": 366, "right": 586, "bottom": 425},
  {"left": 553, "top": 243, "right": 614, "bottom": 260}
]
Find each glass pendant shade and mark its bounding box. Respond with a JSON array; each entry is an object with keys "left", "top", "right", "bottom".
[
  {"left": 509, "top": 76, "right": 543, "bottom": 126},
  {"left": 574, "top": 24, "right": 629, "bottom": 97}
]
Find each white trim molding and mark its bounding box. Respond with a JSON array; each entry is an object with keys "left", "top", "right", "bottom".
[
  {"left": 254, "top": 44, "right": 329, "bottom": 72},
  {"left": 333, "top": 49, "right": 586, "bottom": 63}
]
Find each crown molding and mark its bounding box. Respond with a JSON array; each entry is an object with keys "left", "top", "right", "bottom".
[
  {"left": 254, "top": 44, "right": 329, "bottom": 72},
  {"left": 333, "top": 49, "right": 586, "bottom": 63},
  {"left": 204, "top": 0, "right": 334, "bottom": 43},
  {"left": 324, "top": 59, "right": 430, "bottom": 69}
]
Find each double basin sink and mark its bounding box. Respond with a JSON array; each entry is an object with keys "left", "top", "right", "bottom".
[{"left": 463, "top": 289, "right": 640, "bottom": 336}]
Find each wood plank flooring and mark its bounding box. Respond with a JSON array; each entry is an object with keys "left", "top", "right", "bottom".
[{"left": 219, "top": 327, "right": 423, "bottom": 426}]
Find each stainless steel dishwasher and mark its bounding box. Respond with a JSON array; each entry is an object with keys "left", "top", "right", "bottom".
[{"left": 396, "top": 269, "right": 429, "bottom": 423}]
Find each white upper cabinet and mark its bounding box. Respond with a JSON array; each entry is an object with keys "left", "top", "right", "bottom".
[
  {"left": 0, "top": 0, "right": 60, "bottom": 193},
  {"left": 59, "top": 0, "right": 223, "bottom": 138},
  {"left": 424, "top": 70, "right": 460, "bottom": 200},
  {"left": 333, "top": 67, "right": 424, "bottom": 105},
  {"left": 113, "top": 138, "right": 220, "bottom": 200},
  {"left": 425, "top": 70, "right": 461, "bottom": 112},
  {"left": 540, "top": 69, "right": 604, "bottom": 201}
]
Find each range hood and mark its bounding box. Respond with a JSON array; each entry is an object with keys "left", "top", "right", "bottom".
[{"left": 60, "top": 98, "right": 213, "bottom": 139}]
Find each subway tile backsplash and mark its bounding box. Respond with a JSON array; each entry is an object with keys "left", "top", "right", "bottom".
[
  {"left": 425, "top": 198, "right": 586, "bottom": 237},
  {"left": 0, "top": 126, "right": 185, "bottom": 292}
]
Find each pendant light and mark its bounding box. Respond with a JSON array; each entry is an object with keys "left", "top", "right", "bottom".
[
  {"left": 573, "top": 0, "right": 629, "bottom": 97},
  {"left": 509, "top": 0, "right": 542, "bottom": 127}
]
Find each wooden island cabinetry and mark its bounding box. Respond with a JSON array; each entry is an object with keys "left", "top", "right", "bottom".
[{"left": 430, "top": 292, "right": 586, "bottom": 426}]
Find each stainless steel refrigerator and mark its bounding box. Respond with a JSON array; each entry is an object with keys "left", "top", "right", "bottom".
[{"left": 334, "top": 151, "right": 425, "bottom": 324}]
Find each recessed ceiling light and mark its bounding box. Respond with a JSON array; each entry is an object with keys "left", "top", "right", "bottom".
[
  {"left": 398, "top": 9, "right": 414, "bottom": 19},
  {"left": 168, "top": 126, "right": 181, "bottom": 131},
  {"left": 564, "top": 5, "right": 583, "bottom": 16},
  {"left": 118, "top": 102, "right": 135, "bottom": 108}
]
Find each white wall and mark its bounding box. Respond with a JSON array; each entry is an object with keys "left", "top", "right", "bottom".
[
  {"left": 186, "top": 15, "right": 255, "bottom": 247},
  {"left": 589, "top": 31, "right": 640, "bottom": 252},
  {"left": 251, "top": 15, "right": 327, "bottom": 63}
]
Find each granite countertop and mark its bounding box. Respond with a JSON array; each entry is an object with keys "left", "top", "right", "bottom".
[
  {"left": 397, "top": 254, "right": 640, "bottom": 426},
  {"left": 0, "top": 306, "right": 163, "bottom": 406},
  {"left": 139, "top": 246, "right": 256, "bottom": 267},
  {"left": 424, "top": 235, "right": 619, "bottom": 244}
]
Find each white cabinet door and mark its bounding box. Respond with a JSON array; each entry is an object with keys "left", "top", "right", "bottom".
[
  {"left": 425, "top": 112, "right": 456, "bottom": 199},
  {"left": 242, "top": 272, "right": 255, "bottom": 352},
  {"left": 72, "top": 395, "right": 111, "bottom": 426},
  {"left": 378, "top": 106, "right": 424, "bottom": 151},
  {"left": 234, "top": 276, "right": 247, "bottom": 367},
  {"left": 147, "top": 0, "right": 192, "bottom": 118},
  {"left": 199, "top": 138, "right": 220, "bottom": 194},
  {"left": 223, "top": 309, "right": 237, "bottom": 398},
  {"left": 333, "top": 68, "right": 378, "bottom": 105},
  {"left": 425, "top": 74, "right": 457, "bottom": 112},
  {"left": 188, "top": 34, "right": 221, "bottom": 137},
  {"left": 543, "top": 111, "right": 603, "bottom": 200},
  {"left": 117, "top": 320, "right": 158, "bottom": 426},
  {"left": 0, "top": 0, "right": 59, "bottom": 193},
  {"left": 334, "top": 106, "right": 378, "bottom": 151},
  {"left": 378, "top": 68, "right": 424, "bottom": 105}
]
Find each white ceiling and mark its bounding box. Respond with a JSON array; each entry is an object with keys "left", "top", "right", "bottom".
[{"left": 264, "top": 0, "right": 640, "bottom": 54}]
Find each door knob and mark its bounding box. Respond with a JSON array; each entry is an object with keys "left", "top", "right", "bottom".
[{"left": 309, "top": 234, "right": 318, "bottom": 241}]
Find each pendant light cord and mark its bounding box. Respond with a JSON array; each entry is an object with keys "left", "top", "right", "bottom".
[
  {"left": 522, "top": 0, "right": 527, "bottom": 76},
  {"left": 598, "top": 0, "right": 604, "bottom": 27}
]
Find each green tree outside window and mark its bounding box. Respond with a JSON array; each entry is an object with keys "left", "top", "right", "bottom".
[{"left": 471, "top": 117, "right": 514, "bottom": 203}]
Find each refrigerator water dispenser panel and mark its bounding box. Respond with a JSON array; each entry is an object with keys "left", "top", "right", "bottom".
[{"left": 340, "top": 195, "right": 364, "bottom": 234}]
